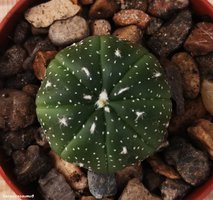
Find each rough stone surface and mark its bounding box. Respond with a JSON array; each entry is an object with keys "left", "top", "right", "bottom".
[
  {"left": 89, "top": 0, "right": 117, "bottom": 19},
  {"left": 25, "top": 0, "right": 80, "bottom": 28},
  {"left": 160, "top": 178, "right": 191, "bottom": 200},
  {"left": 121, "top": 0, "right": 148, "bottom": 12},
  {"left": 91, "top": 19, "right": 111, "bottom": 36},
  {"left": 119, "top": 178, "right": 161, "bottom": 200},
  {"left": 0, "top": 45, "right": 27, "bottom": 77},
  {"left": 164, "top": 137, "right": 211, "bottom": 186},
  {"left": 49, "top": 16, "right": 89, "bottom": 46},
  {"left": 188, "top": 119, "right": 213, "bottom": 159},
  {"left": 14, "top": 21, "right": 30, "bottom": 44},
  {"left": 147, "top": 10, "right": 192, "bottom": 57},
  {"left": 39, "top": 169, "right": 75, "bottom": 200},
  {"left": 145, "top": 17, "right": 163, "bottom": 35},
  {"left": 113, "top": 9, "right": 150, "bottom": 29},
  {"left": 13, "top": 145, "right": 52, "bottom": 184},
  {"left": 172, "top": 52, "right": 200, "bottom": 99},
  {"left": 116, "top": 164, "right": 143, "bottom": 192},
  {"left": 196, "top": 52, "right": 213, "bottom": 78},
  {"left": 148, "top": 0, "right": 189, "bottom": 18},
  {"left": 0, "top": 89, "right": 36, "bottom": 131},
  {"left": 113, "top": 25, "right": 143, "bottom": 43},
  {"left": 184, "top": 22, "right": 213, "bottom": 56},
  {"left": 88, "top": 170, "right": 117, "bottom": 199},
  {"left": 22, "top": 84, "right": 39, "bottom": 98},
  {"left": 201, "top": 79, "right": 213, "bottom": 115}
]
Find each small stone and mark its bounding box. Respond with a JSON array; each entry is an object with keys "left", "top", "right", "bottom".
[
  {"left": 121, "top": 0, "right": 148, "bottom": 12},
  {"left": 160, "top": 179, "right": 191, "bottom": 200},
  {"left": 143, "top": 168, "right": 164, "bottom": 192},
  {"left": 201, "top": 79, "right": 213, "bottom": 115},
  {"left": 172, "top": 52, "right": 200, "bottom": 99},
  {"left": 14, "top": 21, "right": 30, "bottom": 44},
  {"left": 0, "top": 45, "right": 27, "bottom": 77},
  {"left": 91, "top": 19, "right": 111, "bottom": 36},
  {"left": 13, "top": 145, "right": 52, "bottom": 184},
  {"left": 116, "top": 163, "right": 143, "bottom": 192},
  {"left": 113, "top": 25, "right": 143, "bottom": 43},
  {"left": 50, "top": 151, "right": 88, "bottom": 191},
  {"left": 49, "top": 16, "right": 89, "bottom": 46},
  {"left": 145, "top": 17, "right": 163, "bottom": 35},
  {"left": 164, "top": 137, "right": 211, "bottom": 186},
  {"left": 22, "top": 84, "right": 39, "bottom": 98},
  {"left": 184, "top": 22, "right": 213, "bottom": 56},
  {"left": 168, "top": 97, "right": 207, "bottom": 133},
  {"left": 0, "top": 89, "right": 36, "bottom": 131},
  {"left": 88, "top": 170, "right": 117, "bottom": 199},
  {"left": 81, "top": 196, "right": 96, "bottom": 200},
  {"left": 39, "top": 168, "right": 75, "bottom": 200},
  {"left": 33, "top": 51, "right": 57, "bottom": 80},
  {"left": 5, "top": 71, "right": 39, "bottom": 89},
  {"left": 24, "top": 36, "right": 43, "bottom": 55},
  {"left": 147, "top": 9, "right": 192, "bottom": 57},
  {"left": 188, "top": 119, "right": 213, "bottom": 159},
  {"left": 80, "top": 0, "right": 94, "bottom": 5},
  {"left": 119, "top": 178, "right": 161, "bottom": 200},
  {"left": 34, "top": 128, "right": 50, "bottom": 149},
  {"left": 113, "top": 9, "right": 150, "bottom": 29},
  {"left": 148, "top": 0, "right": 189, "bottom": 18},
  {"left": 196, "top": 52, "right": 213, "bottom": 78},
  {"left": 31, "top": 26, "right": 49, "bottom": 35},
  {"left": 1, "top": 126, "right": 37, "bottom": 155},
  {"left": 25, "top": 0, "right": 80, "bottom": 28},
  {"left": 147, "top": 154, "right": 180, "bottom": 180},
  {"left": 89, "top": 0, "right": 117, "bottom": 19}
]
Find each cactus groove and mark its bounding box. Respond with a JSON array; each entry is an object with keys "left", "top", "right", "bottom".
[{"left": 36, "top": 36, "right": 172, "bottom": 174}]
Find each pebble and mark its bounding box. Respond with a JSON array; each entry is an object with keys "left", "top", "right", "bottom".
[
  {"left": 88, "top": 170, "right": 117, "bottom": 199},
  {"left": 22, "top": 84, "right": 39, "bottom": 98},
  {"left": 119, "top": 178, "right": 161, "bottom": 200},
  {"left": 0, "top": 45, "right": 27, "bottom": 77},
  {"left": 201, "top": 79, "right": 213, "bottom": 115},
  {"left": 148, "top": 9, "right": 192, "bottom": 57},
  {"left": 196, "top": 52, "right": 213, "bottom": 78},
  {"left": 49, "top": 16, "right": 89, "bottom": 46},
  {"left": 160, "top": 178, "right": 191, "bottom": 200},
  {"left": 25, "top": 0, "right": 80, "bottom": 28},
  {"left": 31, "top": 26, "right": 49, "bottom": 35},
  {"left": 168, "top": 97, "right": 207, "bottom": 133},
  {"left": 148, "top": 0, "right": 189, "bottom": 18},
  {"left": 91, "top": 19, "right": 111, "bottom": 36},
  {"left": 89, "top": 0, "right": 117, "bottom": 19},
  {"left": 39, "top": 169, "right": 75, "bottom": 200},
  {"left": 113, "top": 25, "right": 143, "bottom": 43},
  {"left": 145, "top": 17, "right": 163, "bottom": 35},
  {"left": 121, "top": 0, "right": 148, "bottom": 12},
  {"left": 172, "top": 52, "right": 200, "bottom": 99},
  {"left": 116, "top": 163, "right": 143, "bottom": 192},
  {"left": 188, "top": 119, "right": 213, "bottom": 159},
  {"left": 50, "top": 151, "right": 88, "bottom": 191},
  {"left": 164, "top": 137, "right": 211, "bottom": 186},
  {"left": 80, "top": 0, "right": 94, "bottom": 5},
  {"left": 184, "top": 22, "right": 213, "bottom": 56},
  {"left": 14, "top": 21, "right": 30, "bottom": 44},
  {"left": 0, "top": 89, "right": 36, "bottom": 131},
  {"left": 113, "top": 9, "right": 150, "bottom": 29},
  {"left": 12, "top": 145, "right": 52, "bottom": 184}
]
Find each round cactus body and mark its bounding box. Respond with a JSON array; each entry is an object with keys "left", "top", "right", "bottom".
[{"left": 36, "top": 36, "right": 172, "bottom": 174}]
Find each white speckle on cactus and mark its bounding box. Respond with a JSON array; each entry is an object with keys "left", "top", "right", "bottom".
[
  {"left": 104, "top": 106, "right": 110, "bottom": 113},
  {"left": 90, "top": 122, "right": 96, "bottom": 134},
  {"left": 120, "top": 146, "right": 128, "bottom": 154},
  {"left": 45, "top": 80, "right": 52, "bottom": 88},
  {"left": 83, "top": 94, "right": 92, "bottom": 100},
  {"left": 114, "top": 48, "right": 122, "bottom": 58},
  {"left": 135, "top": 111, "right": 146, "bottom": 122},
  {"left": 153, "top": 70, "right": 162, "bottom": 78},
  {"left": 96, "top": 89, "right": 109, "bottom": 109},
  {"left": 58, "top": 116, "right": 68, "bottom": 127},
  {"left": 116, "top": 87, "right": 130, "bottom": 95}
]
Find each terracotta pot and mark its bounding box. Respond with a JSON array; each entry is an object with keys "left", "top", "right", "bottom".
[{"left": 0, "top": 0, "right": 213, "bottom": 199}]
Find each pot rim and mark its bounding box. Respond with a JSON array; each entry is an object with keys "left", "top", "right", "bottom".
[{"left": 0, "top": 0, "right": 213, "bottom": 199}]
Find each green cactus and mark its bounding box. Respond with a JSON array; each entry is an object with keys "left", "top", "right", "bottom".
[{"left": 36, "top": 36, "right": 172, "bottom": 174}]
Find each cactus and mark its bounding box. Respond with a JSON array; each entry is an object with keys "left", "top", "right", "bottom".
[{"left": 36, "top": 36, "right": 172, "bottom": 174}]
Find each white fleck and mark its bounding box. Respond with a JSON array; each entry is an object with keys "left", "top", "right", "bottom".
[
  {"left": 135, "top": 111, "right": 146, "bottom": 121},
  {"left": 116, "top": 87, "right": 130, "bottom": 95},
  {"left": 120, "top": 146, "right": 128, "bottom": 154},
  {"left": 83, "top": 94, "right": 92, "bottom": 100},
  {"left": 90, "top": 122, "right": 96, "bottom": 134},
  {"left": 81, "top": 67, "right": 90, "bottom": 77},
  {"left": 45, "top": 80, "right": 52, "bottom": 88},
  {"left": 58, "top": 116, "right": 68, "bottom": 127},
  {"left": 95, "top": 89, "right": 108, "bottom": 109},
  {"left": 104, "top": 106, "right": 110, "bottom": 113}
]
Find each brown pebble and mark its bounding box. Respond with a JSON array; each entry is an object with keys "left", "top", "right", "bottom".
[
  {"left": 145, "top": 17, "right": 163, "bottom": 35},
  {"left": 121, "top": 0, "right": 148, "bottom": 12},
  {"left": 188, "top": 119, "right": 213, "bottom": 159},
  {"left": 184, "top": 22, "right": 213, "bottom": 56},
  {"left": 113, "top": 25, "right": 143, "bottom": 43},
  {"left": 22, "top": 84, "right": 39, "bottom": 98},
  {"left": 80, "top": 0, "right": 94, "bottom": 5},
  {"left": 89, "top": 0, "right": 117, "bottom": 19},
  {"left": 14, "top": 21, "right": 30, "bottom": 44},
  {"left": 113, "top": 9, "right": 150, "bottom": 29},
  {"left": 172, "top": 52, "right": 200, "bottom": 99},
  {"left": 81, "top": 196, "right": 96, "bottom": 200},
  {"left": 91, "top": 19, "right": 111, "bottom": 36}
]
